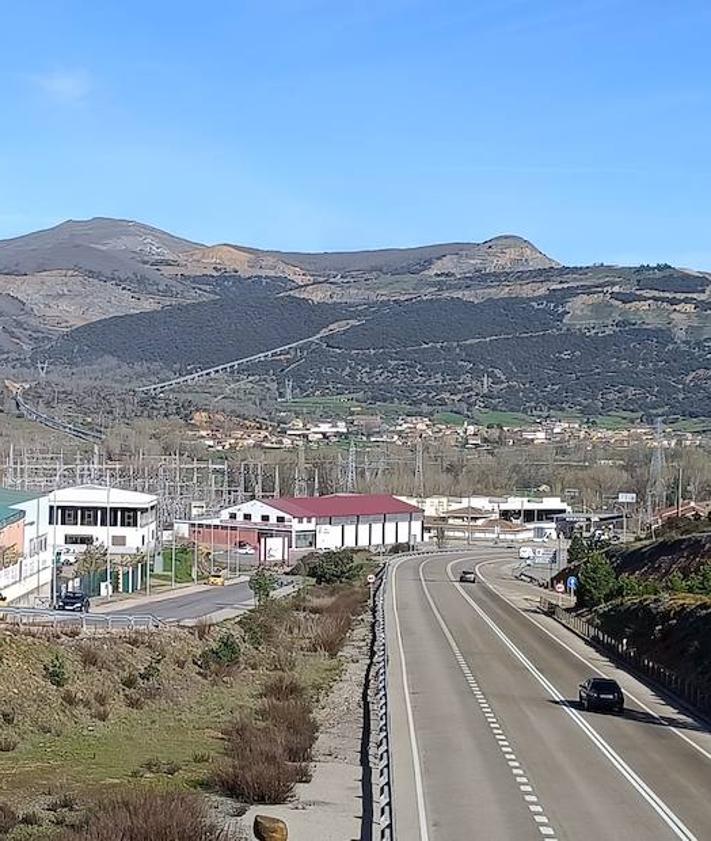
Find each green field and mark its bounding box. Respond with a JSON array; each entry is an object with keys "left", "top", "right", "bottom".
[{"left": 473, "top": 410, "right": 536, "bottom": 427}]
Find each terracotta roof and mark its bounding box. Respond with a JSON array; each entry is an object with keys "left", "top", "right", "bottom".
[
  {"left": 267, "top": 494, "right": 422, "bottom": 518},
  {"left": 441, "top": 506, "right": 489, "bottom": 519}
]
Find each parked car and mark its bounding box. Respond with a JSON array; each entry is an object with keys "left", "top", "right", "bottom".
[
  {"left": 236, "top": 544, "right": 256, "bottom": 555},
  {"left": 578, "top": 677, "right": 624, "bottom": 713},
  {"left": 459, "top": 569, "right": 477, "bottom": 584},
  {"left": 55, "top": 590, "right": 90, "bottom": 612},
  {"left": 208, "top": 571, "right": 225, "bottom": 586}
]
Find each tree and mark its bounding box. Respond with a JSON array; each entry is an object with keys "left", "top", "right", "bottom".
[
  {"left": 75, "top": 542, "right": 108, "bottom": 576},
  {"left": 304, "top": 549, "right": 360, "bottom": 585},
  {"left": 567, "top": 533, "right": 590, "bottom": 566},
  {"left": 249, "top": 569, "right": 278, "bottom": 605},
  {"left": 577, "top": 551, "right": 618, "bottom": 608}
]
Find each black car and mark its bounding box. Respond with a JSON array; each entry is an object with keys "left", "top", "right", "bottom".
[
  {"left": 55, "top": 590, "right": 90, "bottom": 613},
  {"left": 578, "top": 677, "right": 624, "bottom": 713},
  {"left": 459, "top": 570, "right": 477, "bottom": 583}
]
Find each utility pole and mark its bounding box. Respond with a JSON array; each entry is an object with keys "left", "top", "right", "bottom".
[
  {"left": 294, "top": 442, "right": 308, "bottom": 497},
  {"left": 677, "top": 465, "right": 683, "bottom": 518}
]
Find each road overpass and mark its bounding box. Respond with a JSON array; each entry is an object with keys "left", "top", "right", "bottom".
[{"left": 386, "top": 548, "right": 711, "bottom": 840}]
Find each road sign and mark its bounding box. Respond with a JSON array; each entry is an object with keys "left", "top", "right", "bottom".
[
  {"left": 618, "top": 492, "right": 637, "bottom": 503},
  {"left": 555, "top": 582, "right": 565, "bottom": 593},
  {"left": 566, "top": 575, "right": 578, "bottom": 591},
  {"left": 366, "top": 574, "right": 376, "bottom": 584}
]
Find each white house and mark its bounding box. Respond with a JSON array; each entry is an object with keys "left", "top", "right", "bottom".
[{"left": 48, "top": 485, "right": 158, "bottom": 558}]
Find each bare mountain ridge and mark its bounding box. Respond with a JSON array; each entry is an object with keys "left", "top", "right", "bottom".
[{"left": 0, "top": 218, "right": 558, "bottom": 280}]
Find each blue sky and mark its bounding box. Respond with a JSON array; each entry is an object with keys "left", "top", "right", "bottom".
[{"left": 1, "top": 0, "right": 710, "bottom": 267}]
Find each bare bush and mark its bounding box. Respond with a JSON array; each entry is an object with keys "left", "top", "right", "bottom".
[{"left": 54, "top": 788, "right": 232, "bottom": 841}]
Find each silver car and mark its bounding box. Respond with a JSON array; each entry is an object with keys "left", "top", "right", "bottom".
[{"left": 459, "top": 570, "right": 476, "bottom": 584}]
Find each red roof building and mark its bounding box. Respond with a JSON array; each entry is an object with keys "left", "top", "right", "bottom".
[{"left": 188, "top": 493, "right": 424, "bottom": 564}]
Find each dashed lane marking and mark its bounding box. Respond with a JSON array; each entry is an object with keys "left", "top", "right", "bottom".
[{"left": 417, "top": 559, "right": 560, "bottom": 841}]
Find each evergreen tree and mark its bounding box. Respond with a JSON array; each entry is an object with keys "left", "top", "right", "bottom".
[{"left": 577, "top": 551, "right": 617, "bottom": 607}]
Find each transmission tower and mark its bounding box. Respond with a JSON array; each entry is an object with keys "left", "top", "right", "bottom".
[
  {"left": 346, "top": 440, "right": 357, "bottom": 492},
  {"left": 284, "top": 378, "right": 294, "bottom": 402},
  {"left": 649, "top": 417, "right": 667, "bottom": 513},
  {"left": 274, "top": 463, "right": 281, "bottom": 498},
  {"left": 313, "top": 466, "right": 320, "bottom": 497},
  {"left": 414, "top": 436, "right": 425, "bottom": 498}
]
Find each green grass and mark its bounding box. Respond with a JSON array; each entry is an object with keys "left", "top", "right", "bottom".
[
  {"left": 668, "top": 417, "right": 711, "bottom": 433},
  {"left": 433, "top": 411, "right": 469, "bottom": 426},
  {"left": 473, "top": 410, "right": 536, "bottom": 427},
  {"left": 589, "top": 412, "right": 643, "bottom": 430}
]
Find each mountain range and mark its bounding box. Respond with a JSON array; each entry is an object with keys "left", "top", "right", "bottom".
[{"left": 1, "top": 217, "right": 710, "bottom": 420}]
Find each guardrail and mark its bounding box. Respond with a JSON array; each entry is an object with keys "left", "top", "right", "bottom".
[
  {"left": 0, "top": 606, "right": 163, "bottom": 632},
  {"left": 539, "top": 598, "right": 711, "bottom": 716},
  {"left": 14, "top": 393, "right": 103, "bottom": 443},
  {"left": 373, "top": 566, "right": 394, "bottom": 841}
]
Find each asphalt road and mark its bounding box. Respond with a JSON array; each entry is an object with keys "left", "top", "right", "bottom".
[
  {"left": 387, "top": 549, "right": 711, "bottom": 841},
  {"left": 105, "top": 579, "right": 256, "bottom": 621}
]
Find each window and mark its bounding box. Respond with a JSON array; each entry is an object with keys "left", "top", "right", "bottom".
[
  {"left": 49, "top": 506, "right": 55, "bottom": 526},
  {"left": 122, "top": 509, "right": 138, "bottom": 527},
  {"left": 109, "top": 508, "right": 119, "bottom": 527},
  {"left": 81, "top": 508, "right": 98, "bottom": 527},
  {"left": 61, "top": 508, "right": 78, "bottom": 526},
  {"left": 243, "top": 513, "right": 252, "bottom": 522},
  {"left": 65, "top": 534, "right": 93, "bottom": 546},
  {"left": 229, "top": 512, "right": 237, "bottom": 520},
  {"left": 111, "top": 535, "right": 127, "bottom": 547},
  {"left": 276, "top": 516, "right": 285, "bottom": 524},
  {"left": 29, "top": 534, "right": 47, "bottom": 555},
  {"left": 261, "top": 515, "right": 270, "bottom": 523}
]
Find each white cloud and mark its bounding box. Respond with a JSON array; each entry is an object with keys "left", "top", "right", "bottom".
[{"left": 32, "top": 69, "right": 92, "bottom": 104}]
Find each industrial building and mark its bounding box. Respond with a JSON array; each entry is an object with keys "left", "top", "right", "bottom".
[{"left": 185, "top": 493, "right": 424, "bottom": 563}]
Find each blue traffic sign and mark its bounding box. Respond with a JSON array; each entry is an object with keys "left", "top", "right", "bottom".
[{"left": 566, "top": 575, "right": 578, "bottom": 591}]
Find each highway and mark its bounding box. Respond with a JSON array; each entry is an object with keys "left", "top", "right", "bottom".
[{"left": 387, "top": 548, "right": 711, "bottom": 840}]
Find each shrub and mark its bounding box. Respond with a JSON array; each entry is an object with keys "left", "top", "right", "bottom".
[
  {"left": 138, "top": 654, "right": 163, "bottom": 683},
  {"left": 92, "top": 704, "right": 110, "bottom": 722},
  {"left": 121, "top": 671, "right": 139, "bottom": 690},
  {"left": 249, "top": 569, "right": 278, "bottom": 605},
  {"left": 47, "top": 793, "right": 78, "bottom": 812},
  {"left": 61, "top": 689, "right": 80, "bottom": 707},
  {"left": 19, "top": 809, "right": 42, "bottom": 826},
  {"left": 260, "top": 673, "right": 304, "bottom": 702},
  {"left": 303, "top": 550, "right": 360, "bottom": 584},
  {"left": 77, "top": 642, "right": 109, "bottom": 670},
  {"left": 192, "top": 751, "right": 212, "bottom": 764},
  {"left": 0, "top": 801, "right": 18, "bottom": 834},
  {"left": 0, "top": 708, "right": 15, "bottom": 725},
  {"left": 196, "top": 632, "right": 241, "bottom": 672},
  {"left": 211, "top": 751, "right": 302, "bottom": 804},
  {"left": 258, "top": 698, "right": 317, "bottom": 763},
  {"left": 0, "top": 735, "right": 18, "bottom": 752},
  {"left": 44, "top": 653, "right": 69, "bottom": 687},
  {"left": 53, "top": 789, "right": 228, "bottom": 841},
  {"left": 308, "top": 613, "right": 351, "bottom": 655},
  {"left": 194, "top": 616, "right": 212, "bottom": 641}
]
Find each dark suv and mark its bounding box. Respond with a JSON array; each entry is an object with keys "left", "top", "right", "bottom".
[
  {"left": 55, "top": 591, "right": 91, "bottom": 613},
  {"left": 578, "top": 677, "right": 624, "bottom": 713}
]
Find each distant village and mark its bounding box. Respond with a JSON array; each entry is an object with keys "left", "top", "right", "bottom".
[{"left": 188, "top": 409, "right": 705, "bottom": 453}]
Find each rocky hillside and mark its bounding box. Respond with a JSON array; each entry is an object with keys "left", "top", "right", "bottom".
[{"left": 2, "top": 217, "right": 711, "bottom": 419}]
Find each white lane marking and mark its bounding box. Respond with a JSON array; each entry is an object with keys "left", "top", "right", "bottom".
[
  {"left": 447, "top": 560, "right": 698, "bottom": 841},
  {"left": 475, "top": 559, "right": 711, "bottom": 764},
  {"left": 418, "top": 559, "right": 559, "bottom": 841},
  {"left": 391, "top": 557, "right": 430, "bottom": 841}
]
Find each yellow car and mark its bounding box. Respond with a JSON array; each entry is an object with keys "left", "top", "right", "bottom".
[{"left": 207, "top": 572, "right": 225, "bottom": 586}]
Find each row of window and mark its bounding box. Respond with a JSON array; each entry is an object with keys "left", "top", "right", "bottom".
[
  {"left": 228, "top": 512, "right": 287, "bottom": 524},
  {"left": 49, "top": 507, "right": 153, "bottom": 528},
  {"left": 65, "top": 534, "right": 144, "bottom": 547}
]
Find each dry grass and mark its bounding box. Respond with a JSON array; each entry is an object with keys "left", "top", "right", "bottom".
[
  {"left": 0, "top": 801, "right": 17, "bottom": 834},
  {"left": 258, "top": 697, "right": 317, "bottom": 763},
  {"left": 0, "top": 735, "right": 19, "bottom": 752},
  {"left": 259, "top": 673, "right": 304, "bottom": 702}
]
